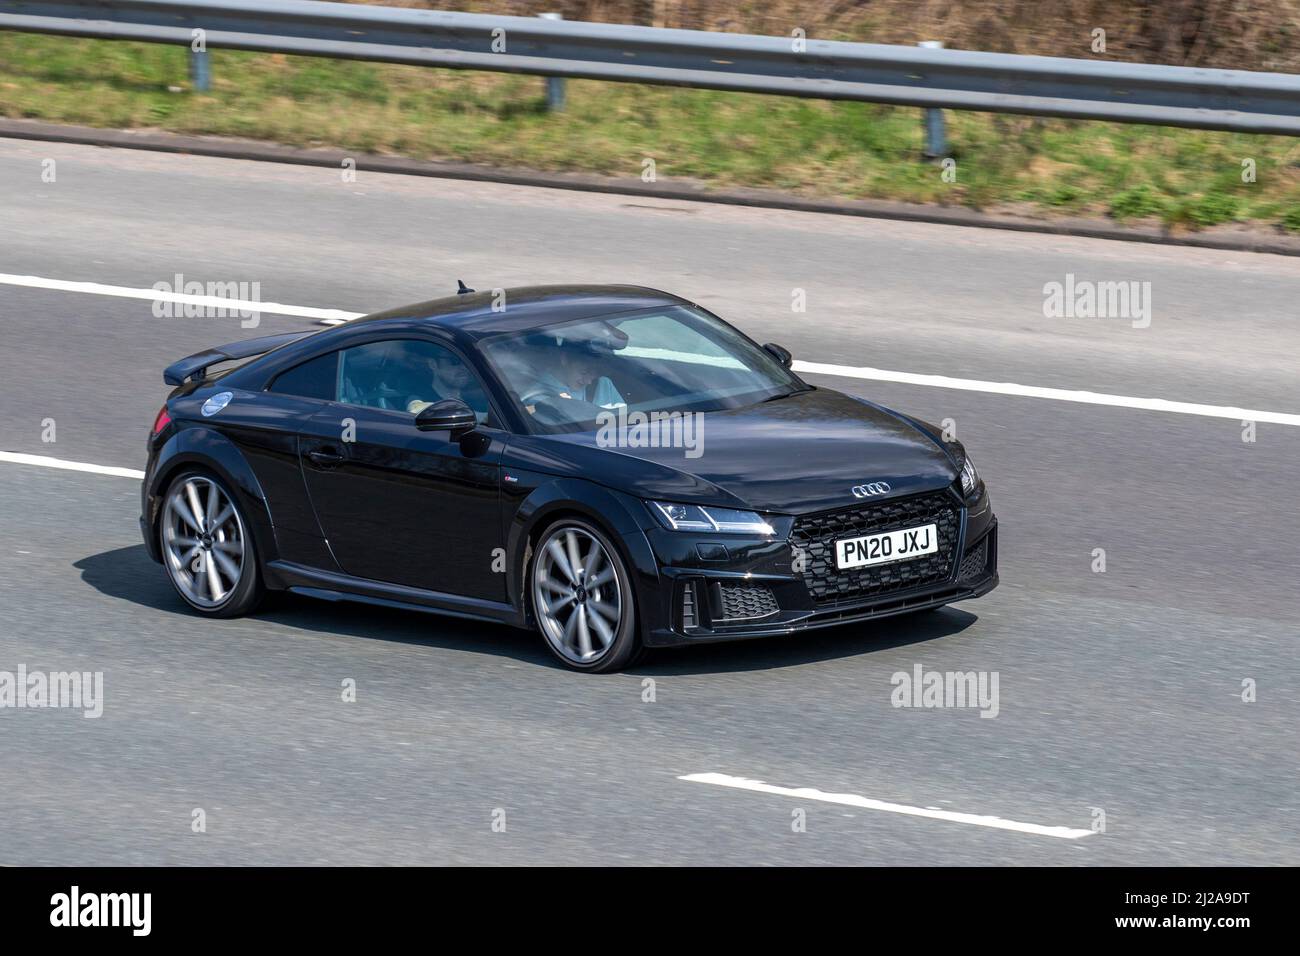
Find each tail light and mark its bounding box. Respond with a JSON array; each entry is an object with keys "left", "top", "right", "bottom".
[{"left": 152, "top": 405, "right": 172, "bottom": 436}]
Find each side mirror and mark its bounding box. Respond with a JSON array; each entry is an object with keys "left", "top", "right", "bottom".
[
  {"left": 415, "top": 398, "right": 477, "bottom": 437},
  {"left": 763, "top": 342, "right": 793, "bottom": 368}
]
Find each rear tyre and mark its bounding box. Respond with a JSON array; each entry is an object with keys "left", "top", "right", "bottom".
[
  {"left": 530, "top": 518, "right": 639, "bottom": 673},
  {"left": 159, "top": 470, "right": 263, "bottom": 618}
]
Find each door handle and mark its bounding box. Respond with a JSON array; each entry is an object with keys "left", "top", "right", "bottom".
[{"left": 307, "top": 449, "right": 345, "bottom": 467}]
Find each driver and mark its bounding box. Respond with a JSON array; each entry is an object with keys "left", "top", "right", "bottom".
[
  {"left": 407, "top": 350, "right": 488, "bottom": 420},
  {"left": 524, "top": 346, "right": 624, "bottom": 414}
]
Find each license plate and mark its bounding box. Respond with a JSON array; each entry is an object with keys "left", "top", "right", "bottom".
[{"left": 835, "top": 523, "right": 938, "bottom": 570}]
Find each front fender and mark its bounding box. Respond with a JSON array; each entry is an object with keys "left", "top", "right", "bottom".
[
  {"left": 504, "top": 477, "right": 659, "bottom": 632},
  {"left": 141, "top": 424, "right": 275, "bottom": 565}
]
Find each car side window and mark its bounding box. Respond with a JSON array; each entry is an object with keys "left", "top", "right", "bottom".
[
  {"left": 337, "top": 339, "right": 491, "bottom": 422},
  {"left": 267, "top": 351, "right": 339, "bottom": 401}
]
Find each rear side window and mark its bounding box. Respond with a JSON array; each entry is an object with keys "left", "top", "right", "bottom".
[
  {"left": 268, "top": 351, "right": 338, "bottom": 401},
  {"left": 338, "top": 339, "right": 491, "bottom": 421}
]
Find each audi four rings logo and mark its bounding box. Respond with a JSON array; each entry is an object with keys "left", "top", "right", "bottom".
[{"left": 852, "top": 482, "right": 891, "bottom": 498}]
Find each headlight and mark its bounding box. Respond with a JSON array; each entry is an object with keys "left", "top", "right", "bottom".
[
  {"left": 650, "top": 501, "right": 774, "bottom": 535},
  {"left": 960, "top": 454, "right": 980, "bottom": 497}
]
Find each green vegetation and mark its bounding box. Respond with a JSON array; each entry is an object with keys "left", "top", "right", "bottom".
[{"left": 2, "top": 34, "right": 1299, "bottom": 231}]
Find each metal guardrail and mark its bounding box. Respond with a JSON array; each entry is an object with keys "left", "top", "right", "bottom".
[{"left": 2, "top": 0, "right": 1300, "bottom": 136}]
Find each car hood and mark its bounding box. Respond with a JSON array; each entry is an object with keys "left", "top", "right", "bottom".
[{"left": 512, "top": 387, "right": 959, "bottom": 515}]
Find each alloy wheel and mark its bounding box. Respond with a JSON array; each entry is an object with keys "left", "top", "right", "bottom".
[
  {"left": 162, "top": 475, "right": 247, "bottom": 609},
  {"left": 532, "top": 525, "right": 624, "bottom": 665}
]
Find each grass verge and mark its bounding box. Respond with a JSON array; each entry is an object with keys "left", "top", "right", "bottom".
[{"left": 2, "top": 34, "right": 1299, "bottom": 231}]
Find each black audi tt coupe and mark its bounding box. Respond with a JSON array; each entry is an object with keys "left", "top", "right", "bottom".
[{"left": 141, "top": 285, "right": 998, "bottom": 671}]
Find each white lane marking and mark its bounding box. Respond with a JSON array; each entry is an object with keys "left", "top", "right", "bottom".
[
  {"left": 679, "top": 772, "right": 1095, "bottom": 840},
  {"left": 794, "top": 360, "right": 1300, "bottom": 427},
  {"left": 0, "top": 273, "right": 363, "bottom": 323},
  {"left": 2, "top": 271, "right": 1296, "bottom": 427},
  {"left": 0, "top": 451, "right": 144, "bottom": 480}
]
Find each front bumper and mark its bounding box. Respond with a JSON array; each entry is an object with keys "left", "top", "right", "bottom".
[{"left": 636, "top": 485, "right": 998, "bottom": 647}]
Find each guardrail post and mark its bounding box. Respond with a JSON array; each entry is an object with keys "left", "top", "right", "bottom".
[
  {"left": 539, "top": 13, "right": 566, "bottom": 111},
  {"left": 918, "top": 41, "right": 947, "bottom": 158},
  {"left": 3, "top": 3, "right": 1298, "bottom": 135},
  {"left": 189, "top": 47, "right": 211, "bottom": 92}
]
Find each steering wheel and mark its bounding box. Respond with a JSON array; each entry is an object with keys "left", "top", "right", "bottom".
[
  {"left": 525, "top": 397, "right": 571, "bottom": 426},
  {"left": 520, "top": 386, "right": 563, "bottom": 406}
]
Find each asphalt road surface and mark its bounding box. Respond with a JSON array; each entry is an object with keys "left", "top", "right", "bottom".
[{"left": 1, "top": 139, "right": 1297, "bottom": 865}]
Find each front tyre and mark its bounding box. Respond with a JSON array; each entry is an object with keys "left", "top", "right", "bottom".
[
  {"left": 159, "top": 470, "right": 263, "bottom": 618},
  {"left": 530, "top": 519, "right": 639, "bottom": 672}
]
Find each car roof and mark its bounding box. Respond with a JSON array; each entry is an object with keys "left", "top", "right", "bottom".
[
  {"left": 215, "top": 285, "right": 698, "bottom": 397},
  {"left": 352, "top": 284, "right": 691, "bottom": 339}
]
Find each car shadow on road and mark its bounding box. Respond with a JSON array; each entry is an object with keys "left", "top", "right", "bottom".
[
  {"left": 76, "top": 544, "right": 980, "bottom": 675},
  {"left": 75, "top": 544, "right": 185, "bottom": 614},
  {"left": 630, "top": 607, "right": 979, "bottom": 676},
  {"left": 73, "top": 544, "right": 552, "bottom": 668}
]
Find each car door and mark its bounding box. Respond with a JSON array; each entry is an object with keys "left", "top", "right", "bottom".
[
  {"left": 242, "top": 348, "right": 345, "bottom": 572},
  {"left": 297, "top": 337, "right": 508, "bottom": 602}
]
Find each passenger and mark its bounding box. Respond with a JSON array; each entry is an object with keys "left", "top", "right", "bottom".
[{"left": 407, "top": 350, "right": 488, "bottom": 420}]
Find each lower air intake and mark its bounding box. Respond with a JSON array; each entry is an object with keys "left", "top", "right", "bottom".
[
  {"left": 957, "top": 537, "right": 989, "bottom": 583},
  {"left": 715, "top": 583, "right": 779, "bottom": 622}
]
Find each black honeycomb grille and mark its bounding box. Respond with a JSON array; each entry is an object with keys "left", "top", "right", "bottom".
[
  {"left": 791, "top": 490, "right": 960, "bottom": 606},
  {"left": 717, "top": 584, "right": 780, "bottom": 621},
  {"left": 957, "top": 537, "right": 989, "bottom": 583}
]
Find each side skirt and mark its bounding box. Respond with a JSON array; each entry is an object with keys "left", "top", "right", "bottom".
[{"left": 266, "top": 560, "right": 527, "bottom": 629}]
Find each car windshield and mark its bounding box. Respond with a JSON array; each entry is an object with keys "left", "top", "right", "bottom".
[{"left": 479, "top": 306, "right": 805, "bottom": 434}]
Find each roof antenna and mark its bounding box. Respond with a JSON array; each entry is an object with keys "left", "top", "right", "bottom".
[{"left": 457, "top": 279, "right": 475, "bottom": 295}]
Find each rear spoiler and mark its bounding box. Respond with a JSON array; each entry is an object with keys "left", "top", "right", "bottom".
[{"left": 163, "top": 330, "right": 315, "bottom": 386}]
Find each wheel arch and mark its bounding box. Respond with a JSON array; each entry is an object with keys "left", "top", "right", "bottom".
[
  {"left": 506, "top": 479, "right": 658, "bottom": 632},
  {"left": 144, "top": 425, "right": 276, "bottom": 567}
]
